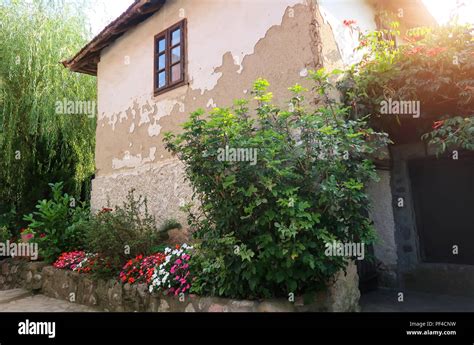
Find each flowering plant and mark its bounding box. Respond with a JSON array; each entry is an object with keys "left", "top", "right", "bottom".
[
  {"left": 53, "top": 251, "right": 103, "bottom": 274},
  {"left": 339, "top": 20, "right": 473, "bottom": 145},
  {"left": 149, "top": 244, "right": 193, "bottom": 295},
  {"left": 119, "top": 253, "right": 166, "bottom": 285},
  {"left": 20, "top": 228, "right": 35, "bottom": 242},
  {"left": 53, "top": 251, "right": 86, "bottom": 270},
  {"left": 73, "top": 253, "right": 101, "bottom": 273}
]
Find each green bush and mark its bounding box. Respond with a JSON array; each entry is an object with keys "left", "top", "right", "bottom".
[
  {"left": 24, "top": 182, "right": 89, "bottom": 263},
  {"left": 165, "top": 70, "right": 389, "bottom": 299},
  {"left": 0, "top": 226, "right": 12, "bottom": 243},
  {"left": 85, "top": 189, "right": 168, "bottom": 279}
]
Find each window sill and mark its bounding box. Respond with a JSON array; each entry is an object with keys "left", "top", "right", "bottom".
[{"left": 153, "top": 80, "right": 187, "bottom": 97}]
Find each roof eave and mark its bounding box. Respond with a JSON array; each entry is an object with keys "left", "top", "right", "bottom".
[{"left": 62, "top": 0, "right": 166, "bottom": 76}]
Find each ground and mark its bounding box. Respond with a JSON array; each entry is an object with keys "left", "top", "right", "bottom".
[
  {"left": 1, "top": 288, "right": 474, "bottom": 312},
  {"left": 0, "top": 289, "right": 98, "bottom": 312},
  {"left": 361, "top": 288, "right": 474, "bottom": 312}
]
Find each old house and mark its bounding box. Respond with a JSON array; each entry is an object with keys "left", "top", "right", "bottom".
[{"left": 64, "top": 0, "right": 470, "bottom": 298}]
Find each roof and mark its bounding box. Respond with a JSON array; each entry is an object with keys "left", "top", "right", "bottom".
[{"left": 62, "top": 0, "right": 166, "bottom": 75}]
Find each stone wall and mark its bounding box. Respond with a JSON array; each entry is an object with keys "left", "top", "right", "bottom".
[
  {"left": 0, "top": 260, "right": 47, "bottom": 291},
  {"left": 0, "top": 259, "right": 361, "bottom": 312},
  {"left": 367, "top": 169, "right": 398, "bottom": 288}
]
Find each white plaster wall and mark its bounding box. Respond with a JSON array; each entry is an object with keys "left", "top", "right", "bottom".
[
  {"left": 97, "top": 0, "right": 305, "bottom": 128},
  {"left": 318, "top": 0, "right": 376, "bottom": 66}
]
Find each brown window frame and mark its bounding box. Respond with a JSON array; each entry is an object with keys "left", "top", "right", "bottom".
[{"left": 153, "top": 19, "right": 187, "bottom": 96}]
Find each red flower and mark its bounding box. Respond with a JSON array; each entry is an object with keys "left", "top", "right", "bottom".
[
  {"left": 39, "top": 233, "right": 46, "bottom": 238},
  {"left": 404, "top": 34, "right": 424, "bottom": 43},
  {"left": 432, "top": 120, "right": 444, "bottom": 130},
  {"left": 98, "top": 207, "right": 113, "bottom": 215},
  {"left": 425, "top": 47, "right": 447, "bottom": 57},
  {"left": 343, "top": 19, "right": 357, "bottom": 27},
  {"left": 405, "top": 46, "right": 424, "bottom": 56}
]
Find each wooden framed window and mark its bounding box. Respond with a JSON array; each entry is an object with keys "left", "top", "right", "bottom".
[{"left": 154, "top": 19, "right": 186, "bottom": 96}]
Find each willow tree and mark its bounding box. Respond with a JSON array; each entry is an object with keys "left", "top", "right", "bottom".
[{"left": 0, "top": 0, "right": 96, "bottom": 228}]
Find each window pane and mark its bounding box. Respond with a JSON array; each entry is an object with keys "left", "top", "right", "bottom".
[
  {"left": 171, "top": 64, "right": 181, "bottom": 82},
  {"left": 171, "top": 46, "right": 180, "bottom": 64},
  {"left": 158, "top": 71, "right": 166, "bottom": 88},
  {"left": 171, "top": 28, "right": 181, "bottom": 46},
  {"left": 157, "top": 38, "right": 165, "bottom": 53},
  {"left": 158, "top": 54, "right": 165, "bottom": 70}
]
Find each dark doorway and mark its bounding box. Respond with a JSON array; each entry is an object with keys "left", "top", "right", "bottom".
[
  {"left": 357, "top": 244, "right": 378, "bottom": 293},
  {"left": 409, "top": 153, "right": 474, "bottom": 265}
]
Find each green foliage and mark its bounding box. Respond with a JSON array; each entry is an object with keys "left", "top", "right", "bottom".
[
  {"left": 0, "top": 0, "right": 96, "bottom": 229},
  {"left": 158, "top": 219, "right": 182, "bottom": 233},
  {"left": 339, "top": 21, "right": 474, "bottom": 140},
  {"left": 422, "top": 116, "right": 474, "bottom": 154},
  {"left": 24, "top": 182, "right": 89, "bottom": 263},
  {"left": 165, "top": 72, "right": 389, "bottom": 299},
  {"left": 85, "top": 190, "right": 168, "bottom": 279},
  {"left": 0, "top": 226, "right": 12, "bottom": 242}
]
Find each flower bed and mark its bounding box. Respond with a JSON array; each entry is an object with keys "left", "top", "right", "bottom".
[
  {"left": 52, "top": 244, "right": 194, "bottom": 298},
  {"left": 0, "top": 258, "right": 361, "bottom": 312}
]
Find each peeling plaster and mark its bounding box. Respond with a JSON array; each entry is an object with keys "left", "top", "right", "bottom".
[
  {"left": 112, "top": 147, "right": 157, "bottom": 170},
  {"left": 318, "top": 0, "right": 376, "bottom": 66},
  {"left": 91, "top": 0, "right": 356, "bottom": 225},
  {"left": 186, "top": 0, "right": 306, "bottom": 94},
  {"left": 299, "top": 68, "right": 308, "bottom": 77},
  {"left": 96, "top": 2, "right": 320, "bottom": 179}
]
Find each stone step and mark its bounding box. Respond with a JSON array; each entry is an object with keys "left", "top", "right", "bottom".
[
  {"left": 402, "top": 263, "right": 474, "bottom": 297},
  {"left": 0, "top": 288, "right": 32, "bottom": 305}
]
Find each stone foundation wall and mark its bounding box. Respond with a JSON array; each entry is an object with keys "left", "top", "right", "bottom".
[
  {"left": 0, "top": 260, "right": 47, "bottom": 291},
  {"left": 91, "top": 159, "right": 195, "bottom": 231},
  {"left": 367, "top": 169, "right": 398, "bottom": 288},
  {"left": 0, "top": 259, "right": 361, "bottom": 312}
]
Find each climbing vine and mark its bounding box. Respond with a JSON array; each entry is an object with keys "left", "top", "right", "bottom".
[{"left": 338, "top": 19, "right": 474, "bottom": 150}]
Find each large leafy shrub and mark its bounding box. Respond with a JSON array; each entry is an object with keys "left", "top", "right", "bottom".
[
  {"left": 84, "top": 190, "right": 168, "bottom": 278},
  {"left": 24, "top": 182, "right": 89, "bottom": 263},
  {"left": 164, "top": 71, "right": 389, "bottom": 299}
]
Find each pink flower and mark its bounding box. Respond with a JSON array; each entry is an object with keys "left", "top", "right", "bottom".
[{"left": 343, "top": 19, "right": 356, "bottom": 27}]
